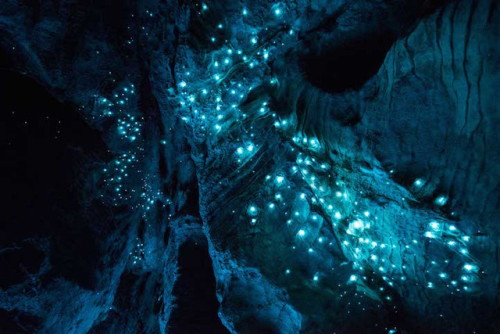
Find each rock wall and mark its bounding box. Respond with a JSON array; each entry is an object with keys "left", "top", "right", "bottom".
[{"left": 0, "top": 0, "right": 498, "bottom": 333}]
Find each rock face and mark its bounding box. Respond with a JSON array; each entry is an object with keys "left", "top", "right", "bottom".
[{"left": 0, "top": 0, "right": 498, "bottom": 333}]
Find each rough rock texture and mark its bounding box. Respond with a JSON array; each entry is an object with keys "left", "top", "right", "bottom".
[{"left": 0, "top": 0, "right": 499, "bottom": 333}]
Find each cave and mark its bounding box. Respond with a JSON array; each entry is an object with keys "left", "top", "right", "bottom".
[
  {"left": 0, "top": 0, "right": 499, "bottom": 333},
  {"left": 299, "top": 32, "right": 394, "bottom": 93}
]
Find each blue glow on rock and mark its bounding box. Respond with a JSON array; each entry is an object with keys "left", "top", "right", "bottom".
[
  {"left": 435, "top": 195, "right": 448, "bottom": 206},
  {"left": 0, "top": 0, "right": 496, "bottom": 332},
  {"left": 248, "top": 205, "right": 258, "bottom": 216},
  {"left": 81, "top": 1, "right": 492, "bottom": 331},
  {"left": 413, "top": 178, "right": 424, "bottom": 187}
]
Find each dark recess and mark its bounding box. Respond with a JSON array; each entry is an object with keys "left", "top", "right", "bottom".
[
  {"left": 299, "top": 32, "right": 394, "bottom": 93},
  {"left": 0, "top": 309, "right": 42, "bottom": 333},
  {"left": 169, "top": 239, "right": 229, "bottom": 334},
  {"left": 0, "top": 49, "right": 110, "bottom": 289}
]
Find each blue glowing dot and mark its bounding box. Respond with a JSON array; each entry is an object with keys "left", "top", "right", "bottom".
[
  {"left": 424, "top": 231, "right": 436, "bottom": 238},
  {"left": 179, "top": 81, "right": 187, "bottom": 88},
  {"left": 351, "top": 219, "right": 364, "bottom": 229},
  {"left": 435, "top": 195, "right": 448, "bottom": 206},
  {"left": 429, "top": 221, "right": 440, "bottom": 230},
  {"left": 413, "top": 178, "right": 424, "bottom": 187},
  {"left": 297, "top": 229, "right": 306, "bottom": 237},
  {"left": 463, "top": 263, "right": 477, "bottom": 272}
]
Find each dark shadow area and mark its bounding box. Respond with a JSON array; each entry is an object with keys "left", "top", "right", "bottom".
[
  {"left": 169, "top": 239, "right": 229, "bottom": 334},
  {"left": 0, "top": 241, "right": 45, "bottom": 289},
  {"left": 0, "top": 49, "right": 111, "bottom": 290},
  {"left": 299, "top": 0, "right": 451, "bottom": 94},
  {"left": 0, "top": 309, "right": 42, "bottom": 333},
  {"left": 299, "top": 32, "right": 394, "bottom": 94}
]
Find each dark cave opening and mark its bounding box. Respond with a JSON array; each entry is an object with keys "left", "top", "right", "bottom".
[
  {"left": 298, "top": 0, "right": 453, "bottom": 94},
  {"left": 169, "top": 239, "right": 229, "bottom": 334},
  {"left": 299, "top": 32, "right": 394, "bottom": 94}
]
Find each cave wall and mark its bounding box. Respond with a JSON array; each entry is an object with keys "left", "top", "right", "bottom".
[{"left": 0, "top": 0, "right": 499, "bottom": 333}]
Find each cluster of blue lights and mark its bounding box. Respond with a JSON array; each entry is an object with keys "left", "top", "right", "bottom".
[
  {"left": 168, "top": 1, "right": 484, "bottom": 309},
  {"left": 84, "top": 2, "right": 485, "bottom": 322},
  {"left": 93, "top": 83, "right": 170, "bottom": 216}
]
